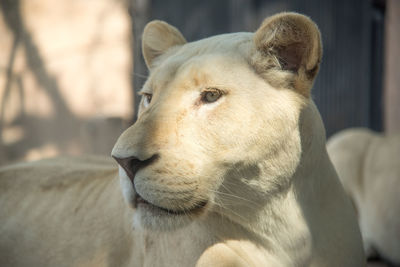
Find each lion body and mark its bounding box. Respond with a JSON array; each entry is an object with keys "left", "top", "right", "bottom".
[
  {"left": 0, "top": 157, "right": 133, "bottom": 267},
  {"left": 0, "top": 13, "right": 365, "bottom": 266},
  {"left": 327, "top": 128, "right": 400, "bottom": 265}
]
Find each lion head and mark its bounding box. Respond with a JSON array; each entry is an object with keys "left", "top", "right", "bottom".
[{"left": 112, "top": 12, "right": 322, "bottom": 231}]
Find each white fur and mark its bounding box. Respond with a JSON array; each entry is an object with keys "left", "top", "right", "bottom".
[
  {"left": 327, "top": 128, "right": 400, "bottom": 265},
  {"left": 0, "top": 13, "right": 365, "bottom": 267}
]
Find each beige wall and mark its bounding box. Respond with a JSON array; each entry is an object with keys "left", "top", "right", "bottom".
[
  {"left": 0, "top": 0, "right": 134, "bottom": 165},
  {"left": 384, "top": 0, "right": 400, "bottom": 133}
]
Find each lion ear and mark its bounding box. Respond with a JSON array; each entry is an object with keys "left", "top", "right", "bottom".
[
  {"left": 254, "top": 12, "right": 322, "bottom": 96},
  {"left": 142, "top": 20, "right": 187, "bottom": 69}
]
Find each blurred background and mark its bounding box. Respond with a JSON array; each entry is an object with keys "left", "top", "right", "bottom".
[{"left": 0, "top": 0, "right": 399, "bottom": 165}]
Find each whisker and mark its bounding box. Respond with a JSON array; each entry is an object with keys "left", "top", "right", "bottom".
[
  {"left": 211, "top": 198, "right": 248, "bottom": 222},
  {"left": 132, "top": 72, "right": 148, "bottom": 79},
  {"left": 207, "top": 188, "right": 263, "bottom": 208}
]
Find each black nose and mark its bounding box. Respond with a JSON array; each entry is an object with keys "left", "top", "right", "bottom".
[{"left": 112, "top": 155, "right": 158, "bottom": 181}]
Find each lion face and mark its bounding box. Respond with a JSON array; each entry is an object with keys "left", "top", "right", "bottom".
[{"left": 112, "top": 13, "right": 322, "bottom": 231}]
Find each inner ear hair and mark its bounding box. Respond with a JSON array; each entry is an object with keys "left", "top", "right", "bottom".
[{"left": 253, "top": 12, "right": 322, "bottom": 96}]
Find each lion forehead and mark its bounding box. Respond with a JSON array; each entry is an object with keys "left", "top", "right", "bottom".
[{"left": 146, "top": 32, "right": 253, "bottom": 89}]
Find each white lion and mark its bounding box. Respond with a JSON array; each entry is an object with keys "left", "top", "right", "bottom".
[
  {"left": 327, "top": 128, "right": 400, "bottom": 265},
  {"left": 0, "top": 12, "right": 365, "bottom": 266}
]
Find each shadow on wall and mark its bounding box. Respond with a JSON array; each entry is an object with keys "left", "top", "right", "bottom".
[{"left": 0, "top": 0, "right": 133, "bottom": 165}]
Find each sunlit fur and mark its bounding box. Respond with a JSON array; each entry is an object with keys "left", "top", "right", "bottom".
[
  {"left": 0, "top": 13, "right": 365, "bottom": 267},
  {"left": 328, "top": 128, "right": 400, "bottom": 265}
]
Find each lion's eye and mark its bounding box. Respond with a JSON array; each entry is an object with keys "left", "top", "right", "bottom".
[
  {"left": 201, "top": 90, "right": 222, "bottom": 103},
  {"left": 142, "top": 93, "right": 152, "bottom": 108}
]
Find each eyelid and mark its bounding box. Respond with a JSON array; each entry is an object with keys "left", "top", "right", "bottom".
[{"left": 202, "top": 87, "right": 226, "bottom": 94}]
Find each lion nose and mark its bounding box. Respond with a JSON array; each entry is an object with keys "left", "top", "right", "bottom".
[{"left": 112, "top": 154, "right": 158, "bottom": 181}]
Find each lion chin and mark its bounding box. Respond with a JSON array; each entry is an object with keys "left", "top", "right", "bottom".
[{"left": 132, "top": 201, "right": 205, "bottom": 231}]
